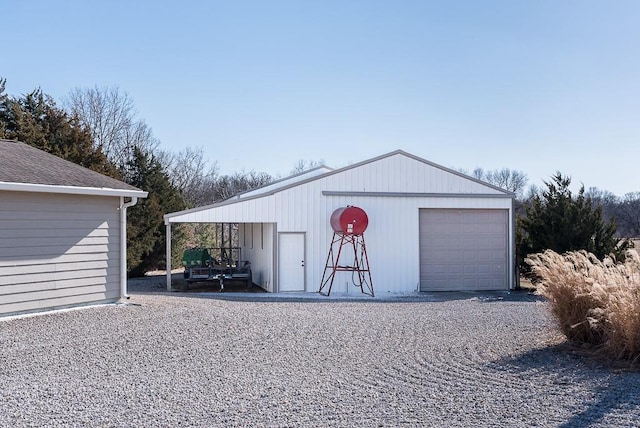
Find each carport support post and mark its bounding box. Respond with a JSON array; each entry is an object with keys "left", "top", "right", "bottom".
[{"left": 166, "top": 222, "right": 172, "bottom": 291}]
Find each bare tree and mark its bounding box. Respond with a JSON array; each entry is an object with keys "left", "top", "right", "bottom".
[
  {"left": 584, "top": 188, "right": 640, "bottom": 237},
  {"left": 64, "top": 86, "right": 159, "bottom": 168},
  {"left": 585, "top": 187, "right": 619, "bottom": 223},
  {"left": 523, "top": 184, "right": 541, "bottom": 201},
  {"left": 473, "top": 167, "right": 528, "bottom": 197},
  {"left": 616, "top": 192, "right": 640, "bottom": 237},
  {"left": 210, "top": 171, "right": 273, "bottom": 202},
  {"left": 290, "top": 158, "right": 325, "bottom": 175},
  {"left": 161, "top": 146, "right": 219, "bottom": 207}
]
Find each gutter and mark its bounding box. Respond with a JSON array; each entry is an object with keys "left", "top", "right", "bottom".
[
  {"left": 120, "top": 196, "right": 139, "bottom": 300},
  {"left": 0, "top": 181, "right": 147, "bottom": 198}
]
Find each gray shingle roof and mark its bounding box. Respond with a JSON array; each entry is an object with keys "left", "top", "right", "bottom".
[{"left": 0, "top": 139, "right": 142, "bottom": 192}]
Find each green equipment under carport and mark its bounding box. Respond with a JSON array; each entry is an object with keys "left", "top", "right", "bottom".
[{"left": 182, "top": 246, "right": 252, "bottom": 290}]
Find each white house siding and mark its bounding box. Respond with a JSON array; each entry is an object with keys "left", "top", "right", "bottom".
[
  {"left": 0, "top": 191, "right": 120, "bottom": 315},
  {"left": 166, "top": 152, "right": 514, "bottom": 294}
]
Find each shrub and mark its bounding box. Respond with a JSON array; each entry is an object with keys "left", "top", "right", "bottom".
[
  {"left": 526, "top": 249, "right": 640, "bottom": 364},
  {"left": 517, "top": 172, "right": 631, "bottom": 272}
]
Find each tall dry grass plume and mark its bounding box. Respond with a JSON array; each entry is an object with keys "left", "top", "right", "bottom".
[{"left": 526, "top": 249, "right": 640, "bottom": 364}]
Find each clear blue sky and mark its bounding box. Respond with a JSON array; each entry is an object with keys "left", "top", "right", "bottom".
[{"left": 2, "top": 0, "right": 639, "bottom": 195}]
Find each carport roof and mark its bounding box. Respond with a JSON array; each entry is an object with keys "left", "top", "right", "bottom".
[{"left": 0, "top": 139, "right": 147, "bottom": 198}]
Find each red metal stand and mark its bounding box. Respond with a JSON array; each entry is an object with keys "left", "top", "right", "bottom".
[{"left": 319, "top": 232, "right": 374, "bottom": 297}]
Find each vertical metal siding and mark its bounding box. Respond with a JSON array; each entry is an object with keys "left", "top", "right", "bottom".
[
  {"left": 0, "top": 191, "right": 120, "bottom": 315},
  {"left": 240, "top": 223, "right": 274, "bottom": 292}
]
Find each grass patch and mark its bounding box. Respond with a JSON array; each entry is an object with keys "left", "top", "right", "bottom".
[{"left": 526, "top": 249, "right": 640, "bottom": 365}]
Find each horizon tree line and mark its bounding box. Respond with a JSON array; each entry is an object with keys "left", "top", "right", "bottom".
[{"left": 1, "top": 78, "right": 638, "bottom": 275}]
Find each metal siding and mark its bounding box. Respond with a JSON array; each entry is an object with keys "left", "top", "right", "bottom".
[
  {"left": 303, "top": 193, "right": 421, "bottom": 295},
  {"left": 0, "top": 191, "right": 121, "bottom": 316},
  {"left": 318, "top": 154, "right": 502, "bottom": 195},
  {"left": 241, "top": 223, "right": 275, "bottom": 292}
]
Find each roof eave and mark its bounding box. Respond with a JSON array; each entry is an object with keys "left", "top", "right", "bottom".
[{"left": 0, "top": 181, "right": 148, "bottom": 198}]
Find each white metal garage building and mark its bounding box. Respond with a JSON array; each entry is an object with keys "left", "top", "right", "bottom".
[
  {"left": 0, "top": 140, "right": 147, "bottom": 316},
  {"left": 164, "top": 150, "right": 515, "bottom": 294}
]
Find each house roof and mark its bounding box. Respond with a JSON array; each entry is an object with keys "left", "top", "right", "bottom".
[
  {"left": 165, "top": 149, "right": 513, "bottom": 223},
  {"left": 0, "top": 139, "right": 147, "bottom": 198}
]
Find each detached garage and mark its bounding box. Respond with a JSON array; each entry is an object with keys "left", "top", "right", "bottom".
[
  {"left": 0, "top": 140, "right": 147, "bottom": 316},
  {"left": 164, "top": 150, "right": 515, "bottom": 295}
]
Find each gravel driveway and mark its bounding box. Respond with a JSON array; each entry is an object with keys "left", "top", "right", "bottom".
[{"left": 1, "top": 280, "right": 639, "bottom": 427}]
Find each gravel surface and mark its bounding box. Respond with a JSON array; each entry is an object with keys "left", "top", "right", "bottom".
[{"left": 1, "top": 280, "right": 640, "bottom": 427}]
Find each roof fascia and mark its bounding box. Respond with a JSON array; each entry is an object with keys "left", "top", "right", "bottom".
[
  {"left": 322, "top": 191, "right": 514, "bottom": 199},
  {"left": 165, "top": 198, "right": 245, "bottom": 223},
  {"left": 233, "top": 164, "right": 334, "bottom": 198},
  {"left": 0, "top": 181, "right": 148, "bottom": 198}
]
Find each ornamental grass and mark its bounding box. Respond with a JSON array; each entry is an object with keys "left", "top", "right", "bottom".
[{"left": 526, "top": 249, "right": 640, "bottom": 365}]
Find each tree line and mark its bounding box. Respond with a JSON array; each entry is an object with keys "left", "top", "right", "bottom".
[
  {"left": 1, "top": 78, "right": 638, "bottom": 276},
  {"left": 0, "top": 79, "right": 275, "bottom": 276},
  {"left": 474, "top": 168, "right": 639, "bottom": 274}
]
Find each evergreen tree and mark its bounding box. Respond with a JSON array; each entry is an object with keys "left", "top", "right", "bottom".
[
  {"left": 518, "top": 172, "right": 630, "bottom": 270},
  {"left": 0, "top": 80, "right": 117, "bottom": 177},
  {"left": 1, "top": 78, "right": 189, "bottom": 275},
  {"left": 125, "top": 147, "right": 187, "bottom": 276}
]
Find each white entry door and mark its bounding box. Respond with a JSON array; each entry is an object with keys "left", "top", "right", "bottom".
[{"left": 278, "top": 233, "right": 305, "bottom": 292}]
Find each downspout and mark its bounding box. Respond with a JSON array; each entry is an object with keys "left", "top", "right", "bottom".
[
  {"left": 120, "top": 196, "right": 139, "bottom": 300},
  {"left": 166, "top": 221, "right": 172, "bottom": 291}
]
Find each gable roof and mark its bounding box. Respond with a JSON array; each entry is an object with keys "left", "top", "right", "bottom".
[
  {"left": 165, "top": 149, "right": 513, "bottom": 222},
  {"left": 0, "top": 139, "right": 147, "bottom": 198}
]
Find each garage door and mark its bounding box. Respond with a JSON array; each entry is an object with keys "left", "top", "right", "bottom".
[{"left": 419, "top": 209, "right": 508, "bottom": 291}]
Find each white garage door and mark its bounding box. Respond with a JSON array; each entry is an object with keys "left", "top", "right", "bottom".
[{"left": 419, "top": 209, "right": 508, "bottom": 291}]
